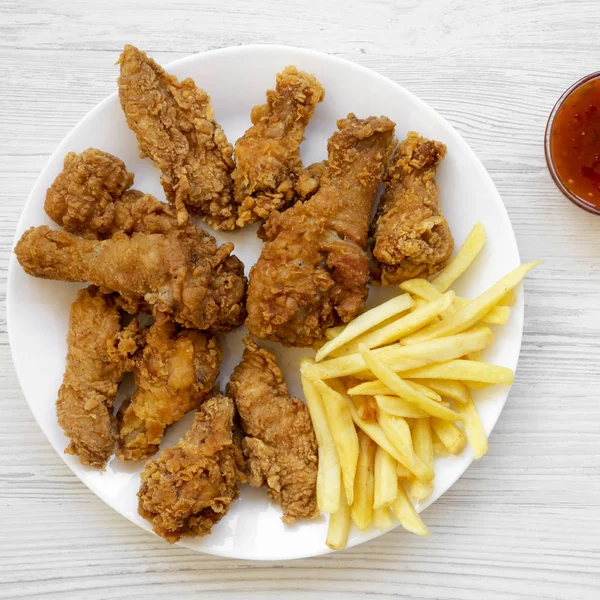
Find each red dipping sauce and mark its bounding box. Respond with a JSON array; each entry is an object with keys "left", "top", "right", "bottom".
[{"left": 546, "top": 72, "right": 600, "bottom": 214}]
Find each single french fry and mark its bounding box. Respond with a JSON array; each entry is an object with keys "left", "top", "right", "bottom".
[
  {"left": 465, "top": 380, "right": 492, "bottom": 390},
  {"left": 373, "top": 506, "right": 395, "bottom": 531},
  {"left": 360, "top": 345, "right": 462, "bottom": 421},
  {"left": 410, "top": 418, "right": 434, "bottom": 501},
  {"left": 340, "top": 292, "right": 455, "bottom": 355},
  {"left": 373, "top": 446, "right": 398, "bottom": 509},
  {"left": 432, "top": 429, "right": 448, "bottom": 456},
  {"left": 391, "top": 484, "right": 429, "bottom": 536},
  {"left": 314, "top": 380, "right": 359, "bottom": 505},
  {"left": 300, "top": 368, "right": 341, "bottom": 513},
  {"left": 349, "top": 380, "right": 441, "bottom": 403},
  {"left": 357, "top": 395, "right": 378, "bottom": 422},
  {"left": 403, "top": 261, "right": 541, "bottom": 345},
  {"left": 301, "top": 325, "right": 493, "bottom": 381},
  {"left": 501, "top": 288, "right": 517, "bottom": 306},
  {"left": 411, "top": 378, "right": 470, "bottom": 404},
  {"left": 431, "top": 221, "right": 487, "bottom": 292},
  {"left": 316, "top": 294, "right": 414, "bottom": 361},
  {"left": 350, "top": 431, "right": 376, "bottom": 530},
  {"left": 431, "top": 419, "right": 467, "bottom": 455},
  {"left": 326, "top": 486, "right": 351, "bottom": 550},
  {"left": 376, "top": 395, "right": 430, "bottom": 419},
  {"left": 401, "top": 359, "right": 514, "bottom": 385},
  {"left": 456, "top": 392, "right": 488, "bottom": 459},
  {"left": 482, "top": 305, "right": 511, "bottom": 325}
]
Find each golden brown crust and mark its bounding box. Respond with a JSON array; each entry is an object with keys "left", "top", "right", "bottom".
[
  {"left": 245, "top": 114, "right": 396, "bottom": 347},
  {"left": 117, "top": 317, "right": 221, "bottom": 461},
  {"left": 118, "top": 45, "right": 236, "bottom": 230},
  {"left": 227, "top": 338, "right": 318, "bottom": 523},
  {"left": 138, "top": 394, "right": 243, "bottom": 543},
  {"left": 14, "top": 226, "right": 247, "bottom": 332},
  {"left": 371, "top": 131, "right": 454, "bottom": 284},
  {"left": 56, "top": 286, "right": 139, "bottom": 469},
  {"left": 233, "top": 66, "right": 325, "bottom": 227}
]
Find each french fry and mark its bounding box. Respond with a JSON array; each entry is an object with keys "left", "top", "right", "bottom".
[
  {"left": 431, "top": 419, "right": 467, "bottom": 454},
  {"left": 373, "top": 446, "right": 398, "bottom": 509},
  {"left": 432, "top": 429, "right": 448, "bottom": 456},
  {"left": 340, "top": 291, "right": 454, "bottom": 354},
  {"left": 300, "top": 368, "right": 341, "bottom": 513},
  {"left": 360, "top": 345, "right": 462, "bottom": 421},
  {"left": 501, "top": 288, "right": 517, "bottom": 306},
  {"left": 465, "top": 380, "right": 492, "bottom": 390},
  {"left": 302, "top": 326, "right": 493, "bottom": 381},
  {"left": 410, "top": 418, "right": 434, "bottom": 500},
  {"left": 411, "top": 378, "right": 470, "bottom": 404},
  {"left": 391, "top": 484, "right": 429, "bottom": 536},
  {"left": 351, "top": 431, "right": 376, "bottom": 530},
  {"left": 456, "top": 392, "right": 488, "bottom": 459},
  {"left": 314, "top": 380, "right": 359, "bottom": 506},
  {"left": 400, "top": 359, "right": 514, "bottom": 385},
  {"left": 431, "top": 221, "right": 487, "bottom": 292},
  {"left": 316, "top": 294, "right": 413, "bottom": 362},
  {"left": 376, "top": 395, "right": 430, "bottom": 419},
  {"left": 348, "top": 380, "right": 441, "bottom": 403},
  {"left": 357, "top": 395, "right": 378, "bottom": 422},
  {"left": 481, "top": 305, "right": 511, "bottom": 325},
  {"left": 396, "top": 463, "right": 412, "bottom": 479},
  {"left": 373, "top": 506, "right": 395, "bottom": 531},
  {"left": 326, "top": 486, "right": 351, "bottom": 550},
  {"left": 376, "top": 412, "right": 434, "bottom": 484},
  {"left": 403, "top": 261, "right": 541, "bottom": 345}
]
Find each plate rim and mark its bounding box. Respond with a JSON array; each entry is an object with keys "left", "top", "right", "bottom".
[{"left": 7, "top": 43, "right": 523, "bottom": 560}]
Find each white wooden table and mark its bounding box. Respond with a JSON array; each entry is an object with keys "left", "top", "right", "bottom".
[{"left": 1, "top": 1, "right": 599, "bottom": 598}]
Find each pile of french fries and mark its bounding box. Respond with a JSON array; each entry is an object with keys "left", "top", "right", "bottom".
[{"left": 300, "top": 222, "right": 540, "bottom": 550}]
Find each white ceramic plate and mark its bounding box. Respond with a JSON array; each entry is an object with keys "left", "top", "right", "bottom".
[{"left": 7, "top": 45, "right": 522, "bottom": 561}]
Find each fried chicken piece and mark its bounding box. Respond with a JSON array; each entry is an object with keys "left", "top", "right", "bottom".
[
  {"left": 233, "top": 67, "right": 325, "bottom": 227},
  {"left": 44, "top": 149, "right": 135, "bottom": 236},
  {"left": 117, "top": 316, "right": 221, "bottom": 461},
  {"left": 14, "top": 226, "right": 246, "bottom": 332},
  {"left": 295, "top": 160, "right": 327, "bottom": 201},
  {"left": 227, "top": 338, "right": 318, "bottom": 522},
  {"left": 246, "top": 114, "right": 396, "bottom": 346},
  {"left": 371, "top": 132, "right": 453, "bottom": 284},
  {"left": 138, "top": 394, "right": 243, "bottom": 543},
  {"left": 118, "top": 45, "right": 236, "bottom": 229},
  {"left": 56, "top": 286, "right": 139, "bottom": 469}
]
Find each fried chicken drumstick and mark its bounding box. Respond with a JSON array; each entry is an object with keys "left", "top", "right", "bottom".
[
  {"left": 117, "top": 316, "right": 221, "bottom": 461},
  {"left": 118, "top": 45, "right": 236, "bottom": 229},
  {"left": 371, "top": 131, "right": 453, "bottom": 284},
  {"left": 57, "top": 286, "right": 139, "bottom": 469},
  {"left": 15, "top": 225, "right": 246, "bottom": 333},
  {"left": 227, "top": 338, "right": 318, "bottom": 523},
  {"left": 138, "top": 394, "right": 244, "bottom": 543},
  {"left": 233, "top": 66, "right": 325, "bottom": 227},
  {"left": 246, "top": 113, "right": 396, "bottom": 346}
]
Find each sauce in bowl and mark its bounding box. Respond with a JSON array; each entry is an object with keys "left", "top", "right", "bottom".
[{"left": 546, "top": 72, "right": 600, "bottom": 214}]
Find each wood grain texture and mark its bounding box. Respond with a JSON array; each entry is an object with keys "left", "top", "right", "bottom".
[{"left": 1, "top": 0, "right": 599, "bottom": 598}]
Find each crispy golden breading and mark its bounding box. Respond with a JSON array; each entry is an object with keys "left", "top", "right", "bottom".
[
  {"left": 371, "top": 132, "right": 453, "bottom": 284},
  {"left": 245, "top": 114, "right": 396, "bottom": 347},
  {"left": 295, "top": 160, "right": 327, "bottom": 201},
  {"left": 56, "top": 286, "right": 139, "bottom": 469},
  {"left": 118, "top": 45, "right": 236, "bottom": 229},
  {"left": 233, "top": 67, "right": 325, "bottom": 227},
  {"left": 138, "top": 394, "right": 244, "bottom": 543},
  {"left": 227, "top": 338, "right": 318, "bottom": 523},
  {"left": 117, "top": 316, "right": 221, "bottom": 461},
  {"left": 14, "top": 226, "right": 247, "bottom": 332}
]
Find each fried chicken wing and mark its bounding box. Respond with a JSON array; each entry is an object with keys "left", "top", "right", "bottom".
[
  {"left": 233, "top": 67, "right": 325, "bottom": 227},
  {"left": 118, "top": 45, "right": 236, "bottom": 229},
  {"left": 371, "top": 132, "right": 453, "bottom": 284},
  {"left": 56, "top": 286, "right": 139, "bottom": 469},
  {"left": 227, "top": 338, "right": 318, "bottom": 522},
  {"left": 138, "top": 394, "right": 243, "bottom": 543},
  {"left": 246, "top": 114, "right": 396, "bottom": 346},
  {"left": 14, "top": 226, "right": 246, "bottom": 332},
  {"left": 117, "top": 316, "right": 221, "bottom": 461}
]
